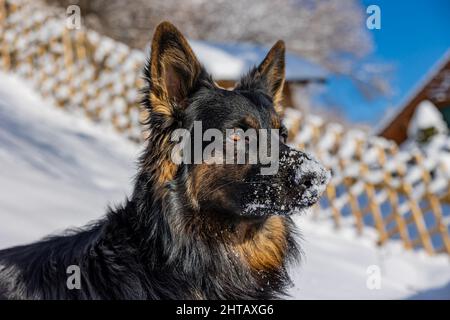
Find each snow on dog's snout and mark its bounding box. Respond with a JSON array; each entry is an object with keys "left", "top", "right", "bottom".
[
  {"left": 242, "top": 150, "right": 330, "bottom": 216},
  {"left": 293, "top": 154, "right": 331, "bottom": 207}
]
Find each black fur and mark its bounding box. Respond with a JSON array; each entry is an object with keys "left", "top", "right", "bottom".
[
  {"left": 0, "top": 22, "right": 329, "bottom": 300},
  {"left": 0, "top": 200, "right": 297, "bottom": 299}
]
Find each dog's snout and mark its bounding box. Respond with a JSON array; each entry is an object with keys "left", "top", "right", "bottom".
[
  {"left": 293, "top": 158, "right": 329, "bottom": 187},
  {"left": 292, "top": 171, "right": 315, "bottom": 189},
  {"left": 281, "top": 149, "right": 331, "bottom": 207}
]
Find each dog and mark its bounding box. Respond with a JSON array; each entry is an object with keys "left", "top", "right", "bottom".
[{"left": 0, "top": 22, "right": 330, "bottom": 299}]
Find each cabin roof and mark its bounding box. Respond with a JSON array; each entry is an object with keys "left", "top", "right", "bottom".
[{"left": 376, "top": 49, "right": 450, "bottom": 143}]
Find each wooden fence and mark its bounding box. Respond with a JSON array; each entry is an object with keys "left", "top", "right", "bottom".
[
  {"left": 0, "top": 0, "right": 146, "bottom": 141},
  {"left": 1, "top": 0, "right": 449, "bottom": 255},
  {"left": 285, "top": 108, "right": 450, "bottom": 255}
]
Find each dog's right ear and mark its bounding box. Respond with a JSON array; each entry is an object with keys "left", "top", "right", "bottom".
[
  {"left": 144, "top": 21, "right": 204, "bottom": 123},
  {"left": 236, "top": 41, "right": 285, "bottom": 109}
]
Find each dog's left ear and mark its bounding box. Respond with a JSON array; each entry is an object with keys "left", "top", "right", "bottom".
[
  {"left": 145, "top": 21, "right": 204, "bottom": 121},
  {"left": 237, "top": 41, "right": 286, "bottom": 106}
]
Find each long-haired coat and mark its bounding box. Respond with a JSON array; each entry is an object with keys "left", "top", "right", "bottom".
[{"left": 0, "top": 22, "right": 329, "bottom": 300}]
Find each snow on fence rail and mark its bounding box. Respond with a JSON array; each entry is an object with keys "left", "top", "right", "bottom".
[
  {"left": 284, "top": 108, "right": 450, "bottom": 255},
  {"left": 1, "top": 0, "right": 449, "bottom": 255},
  {"left": 0, "top": 0, "right": 146, "bottom": 141}
]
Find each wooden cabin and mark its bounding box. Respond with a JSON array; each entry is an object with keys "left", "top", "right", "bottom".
[
  {"left": 378, "top": 49, "right": 450, "bottom": 144},
  {"left": 189, "top": 40, "right": 327, "bottom": 108}
]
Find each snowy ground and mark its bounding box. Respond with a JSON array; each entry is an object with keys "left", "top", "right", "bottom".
[
  {"left": 0, "top": 72, "right": 140, "bottom": 248},
  {"left": 289, "top": 216, "right": 450, "bottom": 299},
  {"left": 0, "top": 72, "right": 449, "bottom": 299}
]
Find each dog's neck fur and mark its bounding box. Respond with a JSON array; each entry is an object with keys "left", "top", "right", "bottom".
[{"left": 116, "top": 136, "right": 298, "bottom": 299}]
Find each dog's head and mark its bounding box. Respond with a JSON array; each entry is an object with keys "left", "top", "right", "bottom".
[{"left": 142, "top": 22, "right": 330, "bottom": 220}]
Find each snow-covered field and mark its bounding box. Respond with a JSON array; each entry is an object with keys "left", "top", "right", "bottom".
[
  {"left": 0, "top": 72, "right": 140, "bottom": 248},
  {"left": 0, "top": 72, "right": 449, "bottom": 299}
]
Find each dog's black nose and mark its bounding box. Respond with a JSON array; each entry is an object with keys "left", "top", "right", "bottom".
[
  {"left": 291, "top": 171, "right": 315, "bottom": 190},
  {"left": 286, "top": 152, "right": 331, "bottom": 207}
]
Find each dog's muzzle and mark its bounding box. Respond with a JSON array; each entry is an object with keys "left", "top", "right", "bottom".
[
  {"left": 242, "top": 148, "right": 330, "bottom": 216},
  {"left": 287, "top": 152, "right": 331, "bottom": 208}
]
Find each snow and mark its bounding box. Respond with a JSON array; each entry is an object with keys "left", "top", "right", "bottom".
[
  {"left": 408, "top": 100, "right": 449, "bottom": 139},
  {"left": 317, "top": 123, "right": 342, "bottom": 151},
  {"left": 338, "top": 130, "right": 365, "bottom": 160},
  {"left": 289, "top": 216, "right": 450, "bottom": 300},
  {"left": 189, "top": 41, "right": 245, "bottom": 80},
  {"left": 0, "top": 72, "right": 140, "bottom": 248},
  {"left": 423, "top": 134, "right": 450, "bottom": 178},
  {"left": 189, "top": 40, "right": 328, "bottom": 82},
  {"left": 293, "top": 155, "right": 331, "bottom": 204},
  {"left": 0, "top": 72, "right": 449, "bottom": 299}
]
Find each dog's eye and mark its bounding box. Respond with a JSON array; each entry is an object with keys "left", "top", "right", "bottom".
[
  {"left": 229, "top": 129, "right": 243, "bottom": 142},
  {"left": 228, "top": 128, "right": 250, "bottom": 143},
  {"left": 229, "top": 131, "right": 241, "bottom": 142}
]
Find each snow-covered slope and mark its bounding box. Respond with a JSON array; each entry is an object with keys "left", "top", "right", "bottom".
[
  {"left": 0, "top": 72, "right": 140, "bottom": 248},
  {"left": 0, "top": 72, "right": 449, "bottom": 299},
  {"left": 289, "top": 216, "right": 450, "bottom": 299}
]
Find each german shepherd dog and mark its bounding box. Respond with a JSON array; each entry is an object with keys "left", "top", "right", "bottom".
[{"left": 0, "top": 22, "right": 329, "bottom": 299}]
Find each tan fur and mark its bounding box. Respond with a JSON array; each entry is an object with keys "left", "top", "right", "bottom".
[
  {"left": 156, "top": 159, "right": 177, "bottom": 185},
  {"left": 147, "top": 22, "right": 205, "bottom": 185},
  {"left": 150, "top": 92, "right": 172, "bottom": 117},
  {"left": 235, "top": 216, "right": 287, "bottom": 271},
  {"left": 149, "top": 22, "right": 202, "bottom": 118},
  {"left": 270, "top": 113, "right": 281, "bottom": 129},
  {"left": 243, "top": 114, "right": 261, "bottom": 129}
]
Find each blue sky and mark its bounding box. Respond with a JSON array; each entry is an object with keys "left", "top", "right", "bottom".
[{"left": 323, "top": 0, "right": 450, "bottom": 125}]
